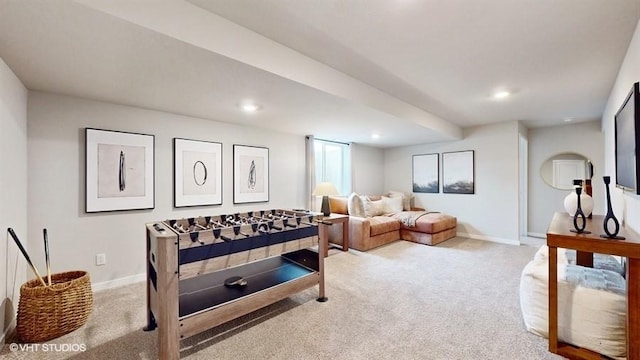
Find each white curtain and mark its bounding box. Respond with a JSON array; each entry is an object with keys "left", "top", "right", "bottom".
[{"left": 305, "top": 135, "right": 316, "bottom": 211}]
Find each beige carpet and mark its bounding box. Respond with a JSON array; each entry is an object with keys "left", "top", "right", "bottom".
[{"left": 1, "top": 237, "right": 562, "bottom": 359}]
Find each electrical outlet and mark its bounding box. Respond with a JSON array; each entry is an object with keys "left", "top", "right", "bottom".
[{"left": 96, "top": 253, "right": 106, "bottom": 266}]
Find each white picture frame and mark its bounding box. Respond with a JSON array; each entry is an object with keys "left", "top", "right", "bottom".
[
  {"left": 85, "top": 128, "right": 155, "bottom": 212},
  {"left": 174, "top": 138, "right": 223, "bottom": 207}
]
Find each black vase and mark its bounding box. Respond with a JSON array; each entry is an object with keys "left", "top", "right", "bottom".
[
  {"left": 601, "top": 176, "right": 625, "bottom": 240},
  {"left": 570, "top": 187, "right": 590, "bottom": 234}
]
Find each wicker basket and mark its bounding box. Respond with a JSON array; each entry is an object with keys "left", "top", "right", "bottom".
[{"left": 17, "top": 270, "right": 93, "bottom": 343}]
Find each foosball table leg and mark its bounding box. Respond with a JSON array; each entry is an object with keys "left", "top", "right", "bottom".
[
  {"left": 145, "top": 230, "right": 157, "bottom": 331},
  {"left": 143, "top": 311, "right": 157, "bottom": 331},
  {"left": 157, "top": 234, "right": 180, "bottom": 360}
]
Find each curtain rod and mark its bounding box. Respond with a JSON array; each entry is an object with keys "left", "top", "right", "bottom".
[{"left": 314, "top": 137, "right": 350, "bottom": 146}]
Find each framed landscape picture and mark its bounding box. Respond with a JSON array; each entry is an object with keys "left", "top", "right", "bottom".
[
  {"left": 85, "top": 128, "right": 155, "bottom": 212},
  {"left": 412, "top": 153, "right": 439, "bottom": 193},
  {"left": 443, "top": 150, "right": 474, "bottom": 194},
  {"left": 233, "top": 144, "right": 269, "bottom": 204},
  {"left": 174, "top": 138, "right": 222, "bottom": 207}
]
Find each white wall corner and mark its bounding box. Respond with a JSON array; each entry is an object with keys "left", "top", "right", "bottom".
[
  {"left": 527, "top": 232, "right": 547, "bottom": 239},
  {"left": 91, "top": 273, "right": 146, "bottom": 293},
  {"left": 457, "top": 231, "right": 520, "bottom": 246}
]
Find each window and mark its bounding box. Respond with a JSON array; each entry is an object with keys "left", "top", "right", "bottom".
[{"left": 314, "top": 139, "right": 351, "bottom": 195}]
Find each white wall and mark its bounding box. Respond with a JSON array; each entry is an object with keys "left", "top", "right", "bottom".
[
  {"left": 384, "top": 121, "right": 520, "bottom": 244},
  {"left": 602, "top": 19, "right": 640, "bottom": 233},
  {"left": 27, "top": 92, "right": 307, "bottom": 289},
  {"left": 351, "top": 143, "right": 384, "bottom": 195},
  {"left": 0, "top": 57, "right": 28, "bottom": 344},
  {"left": 527, "top": 121, "right": 605, "bottom": 235}
]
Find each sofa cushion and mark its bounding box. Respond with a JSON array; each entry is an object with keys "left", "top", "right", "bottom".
[
  {"left": 347, "top": 192, "right": 365, "bottom": 217},
  {"left": 329, "top": 196, "right": 348, "bottom": 215},
  {"left": 369, "top": 216, "right": 401, "bottom": 236},
  {"left": 387, "top": 190, "right": 414, "bottom": 211},
  {"left": 401, "top": 227, "right": 456, "bottom": 246},
  {"left": 381, "top": 196, "right": 403, "bottom": 213},
  {"left": 363, "top": 198, "right": 386, "bottom": 217},
  {"left": 405, "top": 213, "right": 456, "bottom": 233}
]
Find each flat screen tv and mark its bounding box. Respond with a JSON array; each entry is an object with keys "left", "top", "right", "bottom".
[{"left": 614, "top": 82, "right": 640, "bottom": 194}]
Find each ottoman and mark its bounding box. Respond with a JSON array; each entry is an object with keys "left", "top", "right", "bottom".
[{"left": 399, "top": 212, "right": 457, "bottom": 246}]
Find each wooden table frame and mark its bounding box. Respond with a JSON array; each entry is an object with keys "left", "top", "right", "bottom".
[
  {"left": 546, "top": 212, "right": 640, "bottom": 360},
  {"left": 319, "top": 213, "right": 349, "bottom": 257}
]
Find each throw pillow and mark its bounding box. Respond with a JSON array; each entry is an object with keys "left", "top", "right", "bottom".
[
  {"left": 329, "top": 196, "right": 348, "bottom": 215},
  {"left": 347, "top": 192, "right": 365, "bottom": 217},
  {"left": 405, "top": 193, "right": 414, "bottom": 210},
  {"left": 387, "top": 190, "right": 413, "bottom": 211},
  {"left": 381, "top": 196, "right": 403, "bottom": 213},
  {"left": 363, "top": 197, "right": 385, "bottom": 217}
]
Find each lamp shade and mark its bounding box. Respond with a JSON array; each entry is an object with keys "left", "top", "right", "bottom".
[
  {"left": 313, "top": 182, "right": 339, "bottom": 216},
  {"left": 312, "top": 182, "right": 339, "bottom": 196}
]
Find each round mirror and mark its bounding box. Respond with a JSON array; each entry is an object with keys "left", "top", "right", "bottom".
[{"left": 540, "top": 152, "right": 593, "bottom": 190}]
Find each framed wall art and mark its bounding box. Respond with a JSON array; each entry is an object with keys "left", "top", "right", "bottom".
[
  {"left": 85, "top": 128, "right": 155, "bottom": 212},
  {"left": 174, "top": 138, "right": 222, "bottom": 207},
  {"left": 412, "top": 153, "right": 439, "bottom": 193},
  {"left": 443, "top": 150, "right": 474, "bottom": 194},
  {"left": 233, "top": 144, "right": 269, "bottom": 204}
]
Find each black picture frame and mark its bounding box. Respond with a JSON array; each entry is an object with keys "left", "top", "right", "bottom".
[
  {"left": 614, "top": 82, "right": 640, "bottom": 194},
  {"left": 412, "top": 153, "right": 439, "bottom": 193},
  {"left": 443, "top": 150, "right": 474, "bottom": 194}
]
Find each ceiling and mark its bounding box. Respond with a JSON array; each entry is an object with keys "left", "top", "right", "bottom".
[{"left": 0, "top": 1, "right": 638, "bottom": 148}]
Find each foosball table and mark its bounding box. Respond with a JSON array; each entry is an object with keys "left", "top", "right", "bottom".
[{"left": 144, "top": 209, "right": 328, "bottom": 360}]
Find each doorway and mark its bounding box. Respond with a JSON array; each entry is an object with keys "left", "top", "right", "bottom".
[{"left": 519, "top": 134, "right": 528, "bottom": 243}]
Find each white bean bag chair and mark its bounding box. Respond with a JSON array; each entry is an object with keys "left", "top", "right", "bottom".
[
  {"left": 533, "top": 244, "right": 569, "bottom": 263},
  {"left": 534, "top": 244, "right": 625, "bottom": 277},
  {"left": 520, "top": 254, "right": 627, "bottom": 359}
]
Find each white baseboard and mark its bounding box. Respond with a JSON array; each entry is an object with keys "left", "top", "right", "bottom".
[
  {"left": 457, "top": 232, "right": 520, "bottom": 246},
  {"left": 1, "top": 318, "right": 16, "bottom": 347},
  {"left": 91, "top": 273, "right": 146, "bottom": 293},
  {"left": 527, "top": 232, "right": 547, "bottom": 239}
]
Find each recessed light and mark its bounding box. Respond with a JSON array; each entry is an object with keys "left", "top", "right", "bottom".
[
  {"left": 372, "top": 133, "right": 380, "bottom": 139},
  {"left": 564, "top": 118, "right": 573, "bottom": 122},
  {"left": 241, "top": 103, "right": 259, "bottom": 112},
  {"left": 493, "top": 91, "right": 511, "bottom": 99}
]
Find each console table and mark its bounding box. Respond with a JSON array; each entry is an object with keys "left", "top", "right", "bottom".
[{"left": 546, "top": 212, "right": 640, "bottom": 359}]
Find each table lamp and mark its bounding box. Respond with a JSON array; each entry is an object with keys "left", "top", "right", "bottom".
[{"left": 313, "top": 182, "right": 339, "bottom": 216}]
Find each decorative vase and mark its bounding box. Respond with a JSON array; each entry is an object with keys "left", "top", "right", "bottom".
[
  {"left": 601, "top": 176, "right": 625, "bottom": 240},
  {"left": 564, "top": 188, "right": 594, "bottom": 217}
]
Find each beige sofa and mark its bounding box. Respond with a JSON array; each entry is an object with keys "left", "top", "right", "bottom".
[{"left": 327, "top": 194, "right": 457, "bottom": 251}]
